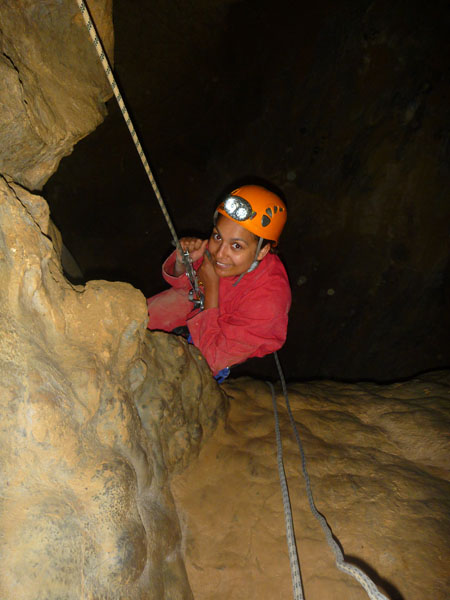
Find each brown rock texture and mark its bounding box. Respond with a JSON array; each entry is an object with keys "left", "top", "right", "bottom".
[
  {"left": 0, "top": 0, "right": 113, "bottom": 190},
  {"left": 134, "top": 332, "right": 227, "bottom": 474},
  {"left": 0, "top": 2, "right": 225, "bottom": 596},
  {"left": 0, "top": 176, "right": 224, "bottom": 598},
  {"left": 171, "top": 373, "right": 450, "bottom": 600}
]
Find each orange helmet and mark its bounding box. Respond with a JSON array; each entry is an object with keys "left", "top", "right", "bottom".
[{"left": 216, "top": 185, "right": 287, "bottom": 245}]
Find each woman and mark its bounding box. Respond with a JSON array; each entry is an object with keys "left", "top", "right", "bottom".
[{"left": 147, "top": 184, "right": 291, "bottom": 379}]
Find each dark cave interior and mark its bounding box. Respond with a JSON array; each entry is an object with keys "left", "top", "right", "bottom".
[{"left": 43, "top": 0, "right": 450, "bottom": 382}]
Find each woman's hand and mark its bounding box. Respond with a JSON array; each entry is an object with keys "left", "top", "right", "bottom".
[
  {"left": 174, "top": 238, "right": 208, "bottom": 276},
  {"left": 173, "top": 239, "right": 219, "bottom": 309},
  {"left": 198, "top": 250, "right": 220, "bottom": 309}
]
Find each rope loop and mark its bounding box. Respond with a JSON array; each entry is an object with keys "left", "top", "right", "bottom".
[{"left": 271, "top": 352, "right": 390, "bottom": 600}]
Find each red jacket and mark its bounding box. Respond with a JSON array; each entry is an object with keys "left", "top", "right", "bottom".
[{"left": 147, "top": 251, "right": 291, "bottom": 375}]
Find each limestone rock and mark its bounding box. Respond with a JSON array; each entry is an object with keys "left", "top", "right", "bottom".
[
  {"left": 0, "top": 0, "right": 113, "bottom": 189},
  {"left": 134, "top": 332, "right": 227, "bottom": 473},
  {"left": 0, "top": 1, "right": 228, "bottom": 595},
  {"left": 171, "top": 372, "right": 450, "bottom": 600},
  {"left": 0, "top": 176, "right": 226, "bottom": 598}
]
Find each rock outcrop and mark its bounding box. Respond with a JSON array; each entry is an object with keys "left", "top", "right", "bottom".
[
  {"left": 0, "top": 176, "right": 225, "bottom": 598},
  {"left": 0, "top": 0, "right": 113, "bottom": 189},
  {"left": 0, "top": 3, "right": 226, "bottom": 586},
  {"left": 171, "top": 373, "right": 450, "bottom": 600}
]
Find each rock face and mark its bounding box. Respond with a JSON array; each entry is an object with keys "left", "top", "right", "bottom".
[
  {"left": 0, "top": 0, "right": 113, "bottom": 190},
  {"left": 134, "top": 332, "right": 228, "bottom": 474},
  {"left": 0, "top": 176, "right": 225, "bottom": 598},
  {"left": 171, "top": 373, "right": 450, "bottom": 600},
  {"left": 0, "top": 2, "right": 218, "bottom": 596}
]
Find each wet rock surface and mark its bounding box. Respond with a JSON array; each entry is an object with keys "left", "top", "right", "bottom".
[{"left": 171, "top": 372, "right": 450, "bottom": 600}]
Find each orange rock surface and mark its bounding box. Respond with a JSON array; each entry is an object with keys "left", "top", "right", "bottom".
[{"left": 171, "top": 374, "right": 450, "bottom": 599}]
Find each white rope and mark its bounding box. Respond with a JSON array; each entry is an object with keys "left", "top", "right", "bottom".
[
  {"left": 271, "top": 352, "right": 390, "bottom": 600},
  {"left": 268, "top": 380, "right": 304, "bottom": 599},
  {"left": 75, "top": 0, "right": 182, "bottom": 256}
]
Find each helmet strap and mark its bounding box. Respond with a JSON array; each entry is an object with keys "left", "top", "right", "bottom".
[{"left": 233, "top": 237, "right": 264, "bottom": 287}]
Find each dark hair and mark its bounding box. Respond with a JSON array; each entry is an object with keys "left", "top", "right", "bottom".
[{"left": 251, "top": 234, "right": 278, "bottom": 254}]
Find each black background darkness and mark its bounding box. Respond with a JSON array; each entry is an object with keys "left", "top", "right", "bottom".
[{"left": 44, "top": 0, "right": 450, "bottom": 382}]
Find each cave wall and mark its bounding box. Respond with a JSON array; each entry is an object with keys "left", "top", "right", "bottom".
[
  {"left": 0, "top": 0, "right": 113, "bottom": 189},
  {"left": 1, "top": 164, "right": 448, "bottom": 600},
  {"left": 1, "top": 2, "right": 449, "bottom": 599},
  {"left": 0, "top": 2, "right": 225, "bottom": 597},
  {"left": 0, "top": 172, "right": 225, "bottom": 597}
]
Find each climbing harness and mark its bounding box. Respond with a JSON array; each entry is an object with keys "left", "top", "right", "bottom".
[
  {"left": 75, "top": 0, "right": 204, "bottom": 310},
  {"left": 270, "top": 352, "right": 390, "bottom": 600}
]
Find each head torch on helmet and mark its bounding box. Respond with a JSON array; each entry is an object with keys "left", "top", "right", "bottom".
[
  {"left": 222, "top": 196, "right": 256, "bottom": 222},
  {"left": 216, "top": 185, "right": 287, "bottom": 245}
]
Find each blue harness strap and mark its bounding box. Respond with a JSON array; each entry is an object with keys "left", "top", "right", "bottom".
[{"left": 214, "top": 367, "right": 231, "bottom": 383}]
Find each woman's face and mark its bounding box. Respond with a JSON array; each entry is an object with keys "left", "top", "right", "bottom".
[{"left": 208, "top": 215, "right": 269, "bottom": 278}]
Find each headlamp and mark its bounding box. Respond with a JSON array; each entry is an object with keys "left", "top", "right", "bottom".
[{"left": 223, "top": 195, "right": 254, "bottom": 221}]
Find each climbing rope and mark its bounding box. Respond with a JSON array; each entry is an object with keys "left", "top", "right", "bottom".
[
  {"left": 270, "top": 352, "right": 390, "bottom": 600},
  {"left": 76, "top": 0, "right": 180, "bottom": 251},
  {"left": 268, "top": 379, "right": 304, "bottom": 599},
  {"left": 76, "top": 0, "right": 206, "bottom": 308}
]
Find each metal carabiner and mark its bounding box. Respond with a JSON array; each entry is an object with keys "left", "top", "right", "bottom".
[{"left": 182, "top": 249, "right": 204, "bottom": 311}]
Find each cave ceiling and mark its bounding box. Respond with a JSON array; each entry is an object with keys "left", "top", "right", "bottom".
[{"left": 43, "top": 0, "right": 450, "bottom": 381}]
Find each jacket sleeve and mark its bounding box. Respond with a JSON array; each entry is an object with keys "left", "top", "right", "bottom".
[{"left": 187, "top": 281, "right": 290, "bottom": 375}]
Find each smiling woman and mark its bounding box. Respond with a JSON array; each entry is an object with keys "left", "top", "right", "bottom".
[
  {"left": 208, "top": 216, "right": 270, "bottom": 278},
  {"left": 146, "top": 184, "right": 291, "bottom": 379}
]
